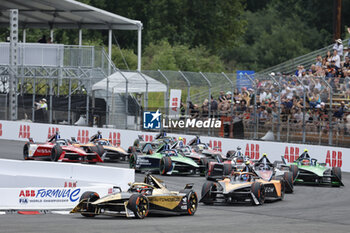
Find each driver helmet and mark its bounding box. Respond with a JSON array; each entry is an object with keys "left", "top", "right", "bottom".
[
  {"left": 55, "top": 131, "right": 60, "bottom": 135},
  {"left": 98, "top": 130, "right": 102, "bottom": 134},
  {"left": 237, "top": 146, "right": 241, "bottom": 150},
  {"left": 304, "top": 149, "right": 308, "bottom": 152},
  {"left": 245, "top": 161, "right": 250, "bottom": 165},
  {"left": 262, "top": 153, "right": 267, "bottom": 157},
  {"left": 240, "top": 174, "right": 250, "bottom": 181},
  {"left": 179, "top": 137, "right": 183, "bottom": 141}
]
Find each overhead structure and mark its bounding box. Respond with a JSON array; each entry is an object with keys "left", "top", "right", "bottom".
[
  {"left": 92, "top": 72, "right": 167, "bottom": 94},
  {"left": 0, "top": 0, "right": 143, "bottom": 70}
]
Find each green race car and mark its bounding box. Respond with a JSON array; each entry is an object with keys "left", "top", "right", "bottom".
[
  {"left": 286, "top": 156, "right": 344, "bottom": 187},
  {"left": 129, "top": 143, "right": 199, "bottom": 175}
]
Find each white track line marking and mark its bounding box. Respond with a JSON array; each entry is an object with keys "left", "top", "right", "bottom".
[{"left": 51, "top": 211, "right": 71, "bottom": 215}]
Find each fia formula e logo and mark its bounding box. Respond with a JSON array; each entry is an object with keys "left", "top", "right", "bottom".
[{"left": 143, "top": 110, "right": 161, "bottom": 129}]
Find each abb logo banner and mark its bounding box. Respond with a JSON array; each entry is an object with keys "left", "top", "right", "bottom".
[
  {"left": 19, "top": 190, "right": 35, "bottom": 197},
  {"left": 77, "top": 130, "right": 89, "bottom": 144},
  {"left": 0, "top": 123, "right": 2, "bottom": 136},
  {"left": 64, "top": 181, "right": 77, "bottom": 188},
  {"left": 47, "top": 127, "right": 59, "bottom": 139},
  {"left": 171, "top": 97, "right": 179, "bottom": 112},
  {"left": 209, "top": 140, "right": 222, "bottom": 152},
  {"left": 109, "top": 132, "right": 121, "bottom": 146},
  {"left": 141, "top": 135, "right": 153, "bottom": 142},
  {"left": 325, "top": 150, "right": 342, "bottom": 167},
  {"left": 284, "top": 147, "right": 300, "bottom": 163},
  {"left": 18, "top": 125, "right": 31, "bottom": 139},
  {"left": 245, "top": 143, "right": 260, "bottom": 159}
]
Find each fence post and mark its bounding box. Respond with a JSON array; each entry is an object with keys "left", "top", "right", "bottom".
[
  {"left": 269, "top": 74, "right": 281, "bottom": 141},
  {"left": 138, "top": 71, "right": 149, "bottom": 111},
  {"left": 199, "top": 72, "right": 212, "bottom": 136},
  {"left": 296, "top": 77, "right": 306, "bottom": 143},
  {"left": 68, "top": 77, "right": 72, "bottom": 124},
  {"left": 179, "top": 71, "right": 191, "bottom": 134},
  {"left": 157, "top": 69, "right": 170, "bottom": 119},
  {"left": 244, "top": 74, "right": 257, "bottom": 139},
  {"left": 221, "top": 72, "right": 234, "bottom": 115},
  {"left": 322, "top": 77, "right": 333, "bottom": 145},
  {"left": 32, "top": 77, "right": 36, "bottom": 122}
]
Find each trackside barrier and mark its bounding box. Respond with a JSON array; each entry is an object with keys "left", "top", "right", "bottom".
[
  {"left": 0, "top": 159, "right": 134, "bottom": 210},
  {"left": 0, "top": 120, "right": 349, "bottom": 172}
]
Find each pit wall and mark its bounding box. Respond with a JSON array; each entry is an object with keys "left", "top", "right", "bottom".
[
  {"left": 0, "top": 120, "right": 348, "bottom": 172},
  {"left": 0, "top": 159, "right": 134, "bottom": 210}
]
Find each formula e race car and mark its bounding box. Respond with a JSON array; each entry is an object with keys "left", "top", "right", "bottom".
[
  {"left": 23, "top": 138, "right": 103, "bottom": 163},
  {"left": 129, "top": 144, "right": 199, "bottom": 175},
  {"left": 70, "top": 174, "right": 198, "bottom": 219},
  {"left": 200, "top": 165, "right": 286, "bottom": 205},
  {"left": 288, "top": 156, "right": 344, "bottom": 187},
  {"left": 72, "top": 138, "right": 128, "bottom": 161}
]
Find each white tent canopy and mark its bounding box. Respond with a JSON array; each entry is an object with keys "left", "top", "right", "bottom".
[{"left": 92, "top": 71, "right": 166, "bottom": 93}]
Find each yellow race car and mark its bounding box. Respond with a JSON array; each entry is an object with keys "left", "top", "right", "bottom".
[{"left": 70, "top": 174, "right": 198, "bottom": 219}]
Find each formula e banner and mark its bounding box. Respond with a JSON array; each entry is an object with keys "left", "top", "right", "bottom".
[{"left": 0, "top": 120, "right": 349, "bottom": 172}]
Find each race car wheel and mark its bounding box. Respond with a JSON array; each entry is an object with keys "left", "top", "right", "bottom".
[
  {"left": 159, "top": 156, "right": 172, "bottom": 175},
  {"left": 23, "top": 143, "right": 31, "bottom": 160},
  {"left": 90, "top": 144, "right": 104, "bottom": 157},
  {"left": 223, "top": 163, "right": 232, "bottom": 176},
  {"left": 129, "top": 152, "right": 138, "bottom": 169},
  {"left": 80, "top": 191, "right": 100, "bottom": 217},
  {"left": 251, "top": 182, "right": 265, "bottom": 205},
  {"left": 279, "top": 179, "right": 285, "bottom": 200},
  {"left": 51, "top": 144, "right": 62, "bottom": 162},
  {"left": 201, "top": 181, "right": 217, "bottom": 205},
  {"left": 331, "top": 167, "right": 342, "bottom": 187},
  {"left": 289, "top": 165, "right": 299, "bottom": 180},
  {"left": 283, "top": 172, "right": 294, "bottom": 193},
  {"left": 199, "top": 158, "right": 208, "bottom": 176},
  {"left": 127, "top": 194, "right": 149, "bottom": 219}
]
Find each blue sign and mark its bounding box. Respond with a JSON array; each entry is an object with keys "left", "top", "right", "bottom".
[
  {"left": 143, "top": 110, "right": 161, "bottom": 129},
  {"left": 236, "top": 70, "right": 255, "bottom": 92}
]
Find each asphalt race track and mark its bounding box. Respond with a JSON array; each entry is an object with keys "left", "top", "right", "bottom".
[{"left": 1, "top": 139, "right": 350, "bottom": 233}]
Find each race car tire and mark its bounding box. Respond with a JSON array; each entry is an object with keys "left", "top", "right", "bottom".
[
  {"left": 201, "top": 181, "right": 217, "bottom": 205},
  {"left": 80, "top": 191, "right": 100, "bottom": 217},
  {"left": 127, "top": 194, "right": 149, "bottom": 219},
  {"left": 251, "top": 182, "right": 265, "bottom": 205},
  {"left": 159, "top": 156, "right": 172, "bottom": 175},
  {"left": 331, "top": 167, "right": 342, "bottom": 187},
  {"left": 90, "top": 144, "right": 104, "bottom": 157},
  {"left": 129, "top": 152, "right": 138, "bottom": 169},
  {"left": 23, "top": 143, "right": 31, "bottom": 160},
  {"left": 199, "top": 157, "right": 208, "bottom": 176},
  {"left": 283, "top": 172, "right": 294, "bottom": 193},
  {"left": 223, "top": 163, "right": 232, "bottom": 176},
  {"left": 279, "top": 179, "right": 285, "bottom": 200},
  {"left": 51, "top": 144, "right": 62, "bottom": 162},
  {"left": 179, "top": 190, "right": 198, "bottom": 215},
  {"left": 289, "top": 165, "right": 299, "bottom": 180}
]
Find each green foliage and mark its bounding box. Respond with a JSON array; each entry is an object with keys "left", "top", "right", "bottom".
[{"left": 142, "top": 41, "right": 225, "bottom": 72}]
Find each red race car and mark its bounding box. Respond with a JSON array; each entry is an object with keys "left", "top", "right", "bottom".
[{"left": 23, "top": 138, "right": 103, "bottom": 163}]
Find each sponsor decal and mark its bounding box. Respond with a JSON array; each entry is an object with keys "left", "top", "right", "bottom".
[
  {"left": 77, "top": 130, "right": 89, "bottom": 144},
  {"left": 109, "top": 132, "right": 121, "bottom": 146},
  {"left": 140, "top": 134, "right": 153, "bottom": 142},
  {"left": 144, "top": 109, "right": 221, "bottom": 129},
  {"left": 143, "top": 110, "right": 161, "bottom": 129},
  {"left": 245, "top": 143, "right": 260, "bottom": 159},
  {"left": 48, "top": 127, "right": 59, "bottom": 139},
  {"left": 64, "top": 182, "right": 77, "bottom": 188},
  {"left": 18, "top": 188, "right": 81, "bottom": 204},
  {"left": 0, "top": 123, "right": 2, "bottom": 136},
  {"left": 284, "top": 146, "right": 300, "bottom": 163},
  {"left": 36, "top": 148, "right": 51, "bottom": 154},
  {"left": 18, "top": 125, "right": 31, "bottom": 138},
  {"left": 325, "top": 150, "right": 342, "bottom": 167},
  {"left": 209, "top": 140, "right": 222, "bottom": 152}
]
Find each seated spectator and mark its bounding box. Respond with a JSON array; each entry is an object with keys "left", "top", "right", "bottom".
[
  {"left": 333, "top": 39, "right": 343, "bottom": 58},
  {"left": 331, "top": 49, "right": 341, "bottom": 68},
  {"left": 201, "top": 99, "right": 209, "bottom": 118},
  {"left": 218, "top": 91, "right": 227, "bottom": 102}
]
